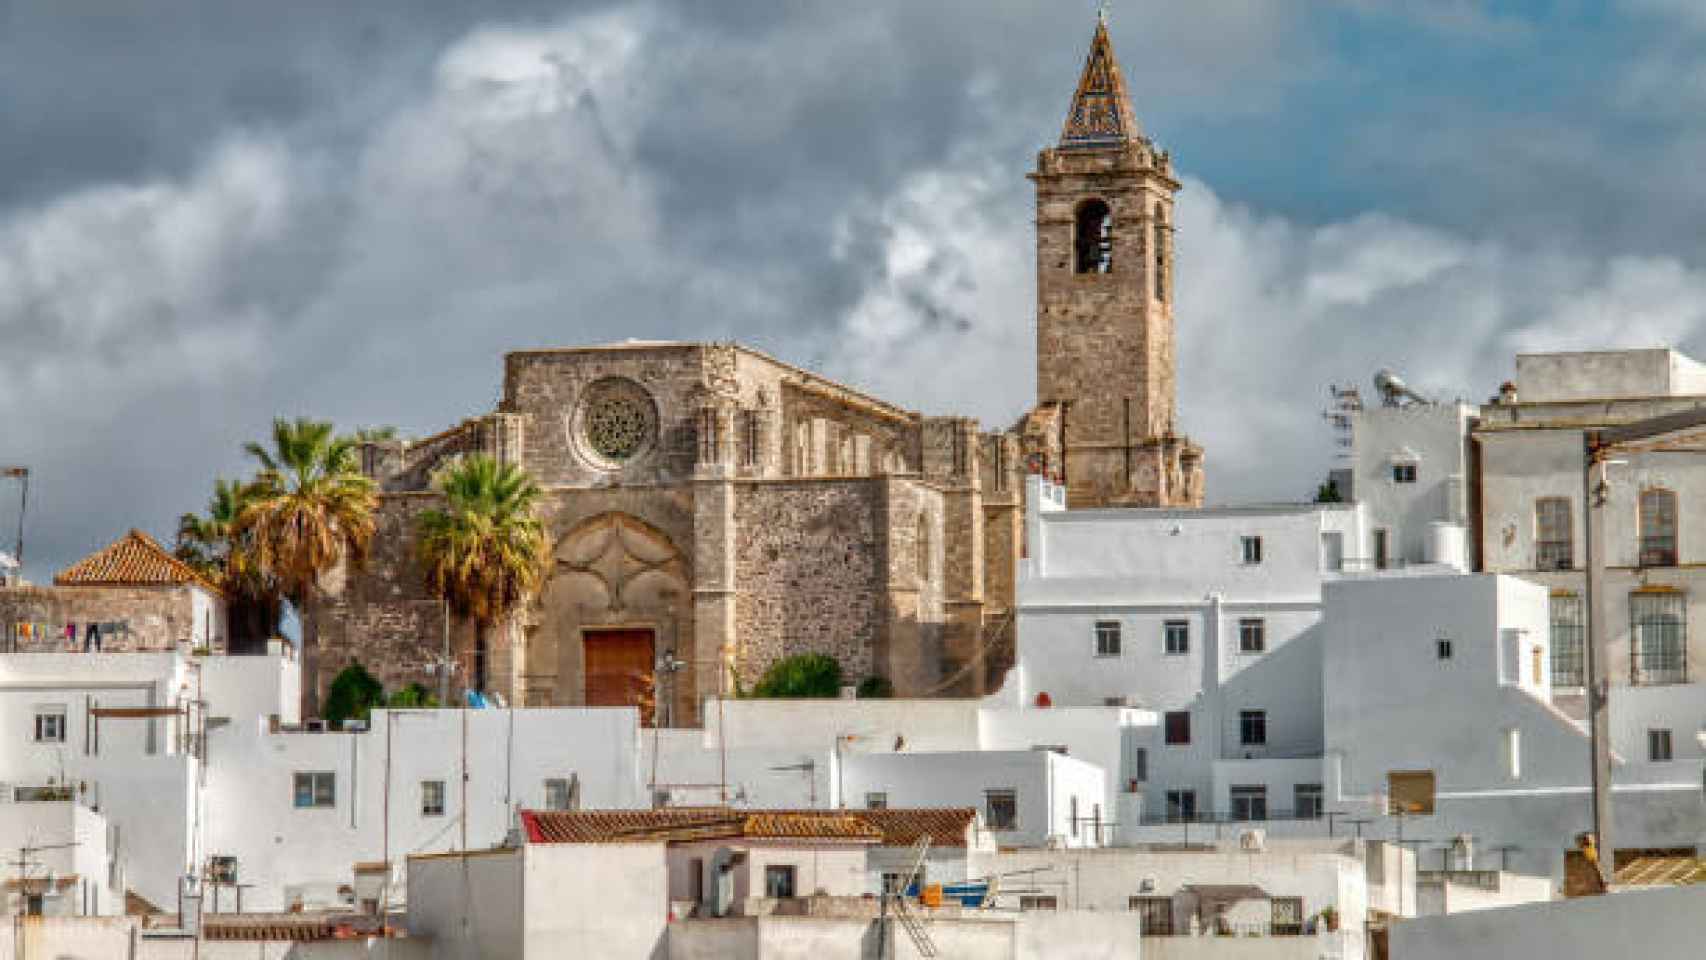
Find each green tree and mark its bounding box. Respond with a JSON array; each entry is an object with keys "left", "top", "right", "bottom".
[
  {"left": 751, "top": 653, "right": 843, "bottom": 698},
  {"left": 174, "top": 478, "right": 284, "bottom": 649},
  {"left": 237, "top": 417, "right": 378, "bottom": 614},
  {"left": 323, "top": 662, "right": 385, "bottom": 729},
  {"left": 414, "top": 454, "right": 550, "bottom": 694},
  {"left": 1313, "top": 476, "right": 1343, "bottom": 503}
]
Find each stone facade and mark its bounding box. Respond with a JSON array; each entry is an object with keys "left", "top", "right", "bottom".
[
  {"left": 304, "top": 18, "right": 1204, "bottom": 722},
  {"left": 1027, "top": 19, "right": 1204, "bottom": 509},
  {"left": 310, "top": 342, "right": 1021, "bottom": 723}
]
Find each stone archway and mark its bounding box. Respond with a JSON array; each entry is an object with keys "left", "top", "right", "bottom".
[{"left": 532, "top": 513, "right": 691, "bottom": 722}]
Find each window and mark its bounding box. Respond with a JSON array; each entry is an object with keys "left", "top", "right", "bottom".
[
  {"left": 1165, "top": 789, "right": 1197, "bottom": 823},
  {"left": 1295, "top": 784, "right": 1323, "bottom": 820},
  {"left": 865, "top": 792, "right": 888, "bottom": 810},
  {"left": 1239, "top": 710, "right": 1267, "bottom": 747},
  {"left": 1238, "top": 618, "right": 1266, "bottom": 654},
  {"left": 1436, "top": 638, "right": 1453, "bottom": 660},
  {"left": 1241, "top": 535, "right": 1263, "bottom": 565},
  {"left": 1535, "top": 498, "right": 1573, "bottom": 570},
  {"left": 1271, "top": 897, "right": 1305, "bottom": 936},
  {"left": 1230, "top": 785, "right": 1268, "bottom": 821},
  {"left": 544, "top": 776, "right": 579, "bottom": 812},
  {"left": 1639, "top": 489, "right": 1678, "bottom": 567},
  {"left": 764, "top": 865, "right": 797, "bottom": 899},
  {"left": 293, "top": 772, "right": 335, "bottom": 809},
  {"left": 1130, "top": 896, "right": 1173, "bottom": 935},
  {"left": 1649, "top": 729, "right": 1674, "bottom": 762},
  {"left": 1387, "top": 770, "right": 1435, "bottom": 815},
  {"left": 1075, "top": 199, "right": 1114, "bottom": 274},
  {"left": 1164, "top": 711, "right": 1191, "bottom": 745},
  {"left": 1392, "top": 462, "right": 1417, "bottom": 484},
  {"left": 1373, "top": 528, "right": 1390, "bottom": 570},
  {"left": 1020, "top": 895, "right": 1059, "bottom": 911},
  {"left": 1153, "top": 205, "right": 1168, "bottom": 301},
  {"left": 1549, "top": 594, "right": 1585, "bottom": 687},
  {"left": 985, "top": 789, "right": 1018, "bottom": 830},
  {"left": 1631, "top": 591, "right": 1687, "bottom": 684},
  {"left": 1095, "top": 620, "right": 1122, "bottom": 657},
  {"left": 1164, "top": 620, "right": 1190, "bottom": 655},
  {"left": 33, "top": 707, "right": 66, "bottom": 744},
  {"left": 1133, "top": 748, "right": 1148, "bottom": 784},
  {"left": 421, "top": 780, "right": 445, "bottom": 817}
]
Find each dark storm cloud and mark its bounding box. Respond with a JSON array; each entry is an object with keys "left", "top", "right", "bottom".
[{"left": 10, "top": 0, "right": 1706, "bottom": 581}]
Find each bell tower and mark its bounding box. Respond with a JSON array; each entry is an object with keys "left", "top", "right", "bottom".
[{"left": 1028, "top": 15, "right": 1203, "bottom": 508}]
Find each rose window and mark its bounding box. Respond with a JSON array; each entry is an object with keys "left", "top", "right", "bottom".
[{"left": 579, "top": 378, "right": 657, "bottom": 464}]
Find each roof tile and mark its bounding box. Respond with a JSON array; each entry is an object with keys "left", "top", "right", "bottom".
[{"left": 54, "top": 529, "right": 223, "bottom": 595}]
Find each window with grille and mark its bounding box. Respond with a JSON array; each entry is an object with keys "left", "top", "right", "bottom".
[
  {"left": 1130, "top": 896, "right": 1173, "bottom": 935},
  {"left": 1239, "top": 619, "right": 1266, "bottom": 653},
  {"left": 1631, "top": 591, "right": 1686, "bottom": 684},
  {"left": 1436, "top": 638, "right": 1453, "bottom": 660},
  {"left": 1295, "top": 784, "right": 1323, "bottom": 820},
  {"left": 985, "top": 789, "right": 1018, "bottom": 830},
  {"left": 1535, "top": 498, "right": 1573, "bottom": 570},
  {"left": 1239, "top": 710, "right": 1267, "bottom": 746},
  {"left": 1271, "top": 897, "right": 1305, "bottom": 936},
  {"left": 742, "top": 411, "right": 761, "bottom": 467},
  {"left": 1550, "top": 594, "right": 1585, "bottom": 687},
  {"left": 1640, "top": 489, "right": 1678, "bottom": 567},
  {"left": 1230, "top": 785, "right": 1268, "bottom": 821},
  {"left": 1164, "top": 620, "right": 1190, "bottom": 655},
  {"left": 1095, "top": 621, "right": 1122, "bottom": 657},
  {"left": 1164, "top": 711, "right": 1191, "bottom": 745},
  {"left": 1649, "top": 729, "right": 1674, "bottom": 762},
  {"left": 33, "top": 708, "right": 66, "bottom": 744},
  {"left": 293, "top": 772, "right": 335, "bottom": 809},
  {"left": 1165, "top": 789, "right": 1196, "bottom": 823},
  {"left": 420, "top": 780, "right": 445, "bottom": 817},
  {"left": 1392, "top": 462, "right": 1417, "bottom": 484}
]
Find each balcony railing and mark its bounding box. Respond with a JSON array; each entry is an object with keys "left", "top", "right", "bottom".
[
  {"left": 1139, "top": 807, "right": 1325, "bottom": 827},
  {"left": 1535, "top": 540, "right": 1573, "bottom": 571},
  {"left": 1639, "top": 540, "right": 1678, "bottom": 568}
]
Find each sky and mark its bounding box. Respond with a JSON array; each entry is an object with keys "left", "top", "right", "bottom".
[{"left": 7, "top": 0, "right": 1706, "bottom": 579}]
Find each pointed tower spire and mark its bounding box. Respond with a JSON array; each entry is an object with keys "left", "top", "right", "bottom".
[{"left": 1060, "top": 17, "right": 1142, "bottom": 146}]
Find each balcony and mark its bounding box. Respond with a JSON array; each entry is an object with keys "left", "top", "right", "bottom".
[
  {"left": 1639, "top": 539, "right": 1678, "bottom": 568},
  {"left": 1535, "top": 540, "right": 1573, "bottom": 571}
]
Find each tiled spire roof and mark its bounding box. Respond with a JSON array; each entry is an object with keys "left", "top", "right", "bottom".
[
  {"left": 54, "top": 529, "right": 223, "bottom": 595},
  {"left": 1060, "top": 18, "right": 1142, "bottom": 147}
]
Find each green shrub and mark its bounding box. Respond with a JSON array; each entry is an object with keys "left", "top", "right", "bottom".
[
  {"left": 387, "top": 682, "right": 440, "bottom": 708},
  {"left": 750, "top": 653, "right": 843, "bottom": 698},
  {"left": 323, "top": 662, "right": 385, "bottom": 729}
]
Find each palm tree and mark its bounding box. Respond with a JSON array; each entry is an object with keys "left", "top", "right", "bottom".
[
  {"left": 414, "top": 454, "right": 550, "bottom": 696},
  {"left": 237, "top": 417, "right": 379, "bottom": 615},
  {"left": 175, "top": 478, "right": 283, "bottom": 650}
]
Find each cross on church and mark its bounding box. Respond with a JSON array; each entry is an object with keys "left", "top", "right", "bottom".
[{"left": 1098, "top": 0, "right": 1112, "bottom": 23}]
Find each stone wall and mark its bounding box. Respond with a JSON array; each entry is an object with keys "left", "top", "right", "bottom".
[
  {"left": 0, "top": 585, "right": 204, "bottom": 653},
  {"left": 732, "top": 479, "right": 887, "bottom": 688}
]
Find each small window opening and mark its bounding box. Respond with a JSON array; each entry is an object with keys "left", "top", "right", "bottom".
[{"left": 1075, "top": 200, "right": 1114, "bottom": 274}]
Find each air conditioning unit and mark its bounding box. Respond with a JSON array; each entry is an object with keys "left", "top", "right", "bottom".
[{"left": 1238, "top": 829, "right": 1266, "bottom": 852}]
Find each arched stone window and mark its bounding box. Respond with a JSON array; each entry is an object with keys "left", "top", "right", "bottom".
[
  {"left": 1075, "top": 199, "right": 1113, "bottom": 274},
  {"left": 917, "top": 512, "right": 931, "bottom": 585},
  {"left": 1153, "top": 204, "right": 1168, "bottom": 301}
]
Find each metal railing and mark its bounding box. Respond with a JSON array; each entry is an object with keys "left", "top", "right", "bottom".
[
  {"left": 1535, "top": 540, "right": 1573, "bottom": 570},
  {"left": 1139, "top": 807, "right": 1325, "bottom": 826}
]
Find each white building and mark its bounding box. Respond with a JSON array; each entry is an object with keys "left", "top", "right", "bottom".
[{"left": 1013, "top": 473, "right": 1371, "bottom": 834}]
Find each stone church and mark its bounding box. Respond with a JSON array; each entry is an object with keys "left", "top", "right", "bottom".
[{"left": 307, "top": 17, "right": 1203, "bottom": 724}]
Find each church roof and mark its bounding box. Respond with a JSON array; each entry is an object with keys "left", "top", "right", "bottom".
[
  {"left": 1060, "top": 17, "right": 1143, "bottom": 147},
  {"left": 54, "top": 529, "right": 224, "bottom": 595}
]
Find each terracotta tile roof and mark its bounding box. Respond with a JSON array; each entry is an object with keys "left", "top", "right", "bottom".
[
  {"left": 54, "top": 529, "right": 223, "bottom": 595},
  {"left": 856, "top": 808, "right": 978, "bottom": 848},
  {"left": 521, "top": 808, "right": 882, "bottom": 845},
  {"left": 201, "top": 914, "right": 383, "bottom": 942},
  {"left": 1615, "top": 856, "right": 1706, "bottom": 887}
]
